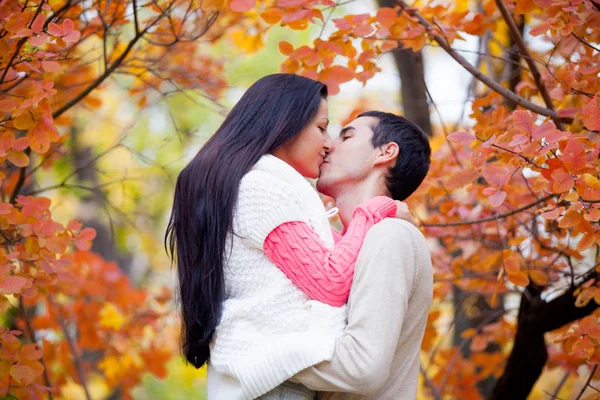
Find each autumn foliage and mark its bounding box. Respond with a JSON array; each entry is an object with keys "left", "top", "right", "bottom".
[{"left": 1, "top": 0, "right": 600, "bottom": 398}]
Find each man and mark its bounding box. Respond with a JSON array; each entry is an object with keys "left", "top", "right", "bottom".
[{"left": 293, "top": 111, "right": 433, "bottom": 399}]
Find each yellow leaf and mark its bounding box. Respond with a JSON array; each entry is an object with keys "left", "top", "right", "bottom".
[
  {"left": 99, "top": 303, "right": 126, "bottom": 330},
  {"left": 13, "top": 113, "right": 35, "bottom": 130}
]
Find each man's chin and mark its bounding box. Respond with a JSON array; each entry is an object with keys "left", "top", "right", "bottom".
[{"left": 316, "top": 177, "right": 334, "bottom": 197}]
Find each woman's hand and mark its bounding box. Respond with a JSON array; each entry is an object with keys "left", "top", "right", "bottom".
[{"left": 394, "top": 201, "right": 417, "bottom": 226}]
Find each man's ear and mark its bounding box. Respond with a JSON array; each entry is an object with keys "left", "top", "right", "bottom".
[{"left": 374, "top": 142, "right": 399, "bottom": 167}]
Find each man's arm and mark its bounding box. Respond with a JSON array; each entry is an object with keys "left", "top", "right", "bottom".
[{"left": 293, "top": 219, "right": 418, "bottom": 395}]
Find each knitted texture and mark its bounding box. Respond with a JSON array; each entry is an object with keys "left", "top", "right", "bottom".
[
  {"left": 264, "top": 196, "right": 397, "bottom": 306},
  {"left": 209, "top": 156, "right": 346, "bottom": 400}
]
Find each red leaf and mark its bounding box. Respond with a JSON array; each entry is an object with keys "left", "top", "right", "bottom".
[
  {"left": 47, "top": 22, "right": 62, "bottom": 36},
  {"left": 512, "top": 110, "right": 537, "bottom": 133},
  {"left": 41, "top": 60, "right": 60, "bottom": 73},
  {"left": 482, "top": 163, "right": 511, "bottom": 187},
  {"left": 488, "top": 189, "right": 507, "bottom": 208},
  {"left": 561, "top": 139, "right": 586, "bottom": 173},
  {"left": 230, "top": 0, "right": 256, "bottom": 12},
  {"left": 0, "top": 276, "right": 29, "bottom": 294},
  {"left": 79, "top": 227, "right": 97, "bottom": 241},
  {"left": 31, "top": 14, "right": 45, "bottom": 34},
  {"left": 583, "top": 94, "right": 600, "bottom": 131},
  {"left": 61, "top": 18, "right": 74, "bottom": 35},
  {"left": 28, "top": 34, "right": 47, "bottom": 46},
  {"left": 447, "top": 130, "right": 476, "bottom": 144},
  {"left": 63, "top": 29, "right": 81, "bottom": 44}
]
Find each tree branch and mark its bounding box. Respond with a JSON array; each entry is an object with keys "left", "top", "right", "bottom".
[
  {"left": 422, "top": 194, "right": 556, "bottom": 228},
  {"left": 494, "top": 0, "right": 564, "bottom": 130},
  {"left": 393, "top": 0, "right": 573, "bottom": 123},
  {"left": 49, "top": 295, "right": 92, "bottom": 400},
  {"left": 52, "top": 11, "right": 166, "bottom": 119}
]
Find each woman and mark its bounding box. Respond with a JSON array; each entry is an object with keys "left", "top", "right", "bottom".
[{"left": 166, "top": 74, "right": 404, "bottom": 399}]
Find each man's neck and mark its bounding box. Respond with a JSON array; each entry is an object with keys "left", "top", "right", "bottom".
[{"left": 333, "top": 178, "right": 389, "bottom": 229}]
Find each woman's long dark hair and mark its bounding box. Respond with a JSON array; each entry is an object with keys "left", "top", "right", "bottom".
[{"left": 165, "top": 74, "right": 328, "bottom": 368}]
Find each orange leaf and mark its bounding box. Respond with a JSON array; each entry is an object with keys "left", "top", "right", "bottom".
[
  {"left": 0, "top": 99, "right": 18, "bottom": 112},
  {"left": 278, "top": 41, "right": 294, "bottom": 56},
  {"left": 576, "top": 173, "right": 600, "bottom": 201},
  {"left": 551, "top": 168, "right": 574, "bottom": 193},
  {"left": 558, "top": 209, "right": 583, "bottom": 228},
  {"left": 571, "top": 336, "right": 595, "bottom": 359},
  {"left": 261, "top": 7, "right": 284, "bottom": 24},
  {"left": 507, "top": 271, "right": 530, "bottom": 287},
  {"left": 504, "top": 256, "right": 520, "bottom": 274},
  {"left": 577, "top": 232, "right": 596, "bottom": 252},
  {"left": 376, "top": 7, "right": 397, "bottom": 28},
  {"left": 583, "top": 94, "right": 600, "bottom": 131},
  {"left": 20, "top": 344, "right": 43, "bottom": 361},
  {"left": 529, "top": 270, "right": 548, "bottom": 286},
  {"left": 9, "top": 364, "right": 35, "bottom": 386},
  {"left": 7, "top": 150, "right": 30, "bottom": 167},
  {"left": 470, "top": 334, "right": 489, "bottom": 352}
]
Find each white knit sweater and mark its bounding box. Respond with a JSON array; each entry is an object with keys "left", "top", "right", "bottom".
[{"left": 208, "top": 155, "right": 347, "bottom": 399}]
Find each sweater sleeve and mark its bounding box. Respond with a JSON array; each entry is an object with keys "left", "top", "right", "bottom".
[
  {"left": 331, "top": 229, "right": 342, "bottom": 244},
  {"left": 292, "top": 220, "right": 420, "bottom": 395},
  {"left": 263, "top": 197, "right": 397, "bottom": 307}
]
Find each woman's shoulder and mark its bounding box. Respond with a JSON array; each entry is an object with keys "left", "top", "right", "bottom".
[{"left": 238, "top": 169, "right": 297, "bottom": 200}]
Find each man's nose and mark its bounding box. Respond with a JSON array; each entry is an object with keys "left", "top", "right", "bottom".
[{"left": 323, "top": 134, "right": 333, "bottom": 152}]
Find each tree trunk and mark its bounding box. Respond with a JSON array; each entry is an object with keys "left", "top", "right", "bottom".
[
  {"left": 492, "top": 271, "right": 600, "bottom": 398},
  {"left": 376, "top": 0, "right": 433, "bottom": 137}
]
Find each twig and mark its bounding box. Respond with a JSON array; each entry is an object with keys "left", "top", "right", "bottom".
[
  {"left": 575, "top": 364, "right": 598, "bottom": 400},
  {"left": 422, "top": 194, "right": 556, "bottom": 227},
  {"left": 393, "top": 0, "right": 572, "bottom": 123},
  {"left": 19, "top": 301, "right": 54, "bottom": 399},
  {"left": 53, "top": 9, "right": 167, "bottom": 119},
  {"left": 572, "top": 33, "right": 600, "bottom": 53},
  {"left": 494, "top": 0, "right": 564, "bottom": 130},
  {"left": 49, "top": 295, "right": 92, "bottom": 400},
  {"left": 420, "top": 366, "right": 443, "bottom": 400}
]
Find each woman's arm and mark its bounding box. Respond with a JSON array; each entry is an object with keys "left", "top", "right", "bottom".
[{"left": 263, "top": 196, "right": 396, "bottom": 307}]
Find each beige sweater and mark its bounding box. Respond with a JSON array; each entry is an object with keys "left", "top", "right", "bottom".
[{"left": 293, "top": 219, "right": 433, "bottom": 400}]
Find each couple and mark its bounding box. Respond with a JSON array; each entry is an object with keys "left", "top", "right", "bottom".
[{"left": 166, "top": 74, "right": 433, "bottom": 400}]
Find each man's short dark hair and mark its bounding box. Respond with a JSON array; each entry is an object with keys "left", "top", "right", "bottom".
[{"left": 358, "top": 111, "right": 431, "bottom": 201}]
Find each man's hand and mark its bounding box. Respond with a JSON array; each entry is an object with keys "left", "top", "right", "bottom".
[{"left": 394, "top": 201, "right": 417, "bottom": 226}]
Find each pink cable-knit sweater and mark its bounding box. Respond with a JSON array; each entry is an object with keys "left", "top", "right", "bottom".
[{"left": 264, "top": 196, "right": 397, "bottom": 307}]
